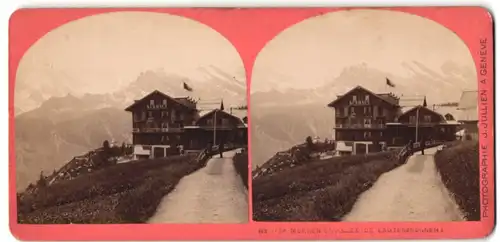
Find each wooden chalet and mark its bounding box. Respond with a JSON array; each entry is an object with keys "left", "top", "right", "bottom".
[
  {"left": 327, "top": 86, "right": 460, "bottom": 155},
  {"left": 184, "top": 109, "right": 247, "bottom": 149},
  {"left": 456, "top": 90, "right": 479, "bottom": 140},
  {"left": 125, "top": 90, "right": 247, "bottom": 159}
]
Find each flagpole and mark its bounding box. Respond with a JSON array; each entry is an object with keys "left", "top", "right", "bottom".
[
  {"left": 213, "top": 109, "right": 217, "bottom": 146},
  {"left": 415, "top": 106, "right": 420, "bottom": 144}
]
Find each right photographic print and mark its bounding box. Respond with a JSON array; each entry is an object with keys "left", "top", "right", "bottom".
[{"left": 251, "top": 9, "right": 480, "bottom": 222}]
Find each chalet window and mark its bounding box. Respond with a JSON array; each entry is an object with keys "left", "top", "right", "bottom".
[
  {"left": 424, "top": 115, "right": 432, "bottom": 123},
  {"left": 207, "top": 119, "right": 213, "bottom": 125},
  {"left": 150, "top": 100, "right": 155, "bottom": 106},
  {"left": 171, "top": 110, "right": 176, "bottom": 122},
  {"left": 364, "top": 132, "right": 371, "bottom": 139},
  {"left": 350, "top": 107, "right": 356, "bottom": 117},
  {"left": 133, "top": 113, "right": 138, "bottom": 121},
  {"left": 410, "top": 115, "right": 416, "bottom": 123},
  {"left": 364, "top": 106, "right": 372, "bottom": 115},
  {"left": 335, "top": 108, "right": 340, "bottom": 116},
  {"left": 141, "top": 111, "right": 146, "bottom": 120},
  {"left": 352, "top": 96, "right": 357, "bottom": 102},
  {"left": 148, "top": 111, "right": 153, "bottom": 118},
  {"left": 344, "top": 107, "right": 349, "bottom": 116},
  {"left": 179, "top": 113, "right": 184, "bottom": 121},
  {"left": 364, "top": 119, "right": 371, "bottom": 127},
  {"left": 163, "top": 99, "right": 167, "bottom": 105},
  {"left": 364, "top": 95, "right": 369, "bottom": 103}
]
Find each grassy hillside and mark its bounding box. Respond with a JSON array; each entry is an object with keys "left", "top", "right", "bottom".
[
  {"left": 18, "top": 153, "right": 205, "bottom": 224},
  {"left": 252, "top": 151, "right": 404, "bottom": 221},
  {"left": 434, "top": 141, "right": 480, "bottom": 221},
  {"left": 15, "top": 107, "right": 131, "bottom": 192}
]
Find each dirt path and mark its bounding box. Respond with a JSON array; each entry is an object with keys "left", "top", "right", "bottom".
[
  {"left": 343, "top": 146, "right": 464, "bottom": 222},
  {"left": 148, "top": 149, "right": 248, "bottom": 223}
]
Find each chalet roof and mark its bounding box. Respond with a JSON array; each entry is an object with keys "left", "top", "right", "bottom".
[
  {"left": 399, "top": 105, "right": 445, "bottom": 121},
  {"left": 229, "top": 108, "right": 248, "bottom": 120},
  {"left": 124, "top": 90, "right": 197, "bottom": 112},
  {"left": 196, "top": 109, "right": 245, "bottom": 124},
  {"left": 327, "top": 85, "right": 400, "bottom": 108},
  {"left": 377, "top": 93, "right": 400, "bottom": 106},
  {"left": 458, "top": 108, "right": 478, "bottom": 121},
  {"left": 174, "top": 97, "right": 197, "bottom": 109},
  {"left": 432, "top": 104, "right": 461, "bottom": 120},
  {"left": 457, "top": 90, "right": 478, "bottom": 121},
  {"left": 458, "top": 91, "right": 478, "bottom": 109}
]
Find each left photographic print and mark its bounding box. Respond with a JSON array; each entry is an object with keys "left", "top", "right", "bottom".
[{"left": 14, "top": 11, "right": 249, "bottom": 224}]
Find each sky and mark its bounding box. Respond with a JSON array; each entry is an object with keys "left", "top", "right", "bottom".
[
  {"left": 15, "top": 11, "right": 246, "bottom": 96},
  {"left": 251, "top": 9, "right": 477, "bottom": 93}
]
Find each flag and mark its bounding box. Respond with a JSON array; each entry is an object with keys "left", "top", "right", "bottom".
[
  {"left": 183, "top": 82, "right": 193, "bottom": 92},
  {"left": 386, "top": 78, "right": 396, "bottom": 88},
  {"left": 423, "top": 96, "right": 427, "bottom": 107},
  {"left": 220, "top": 100, "right": 224, "bottom": 111}
]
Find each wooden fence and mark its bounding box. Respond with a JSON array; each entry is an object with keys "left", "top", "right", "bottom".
[{"left": 397, "top": 140, "right": 443, "bottom": 163}]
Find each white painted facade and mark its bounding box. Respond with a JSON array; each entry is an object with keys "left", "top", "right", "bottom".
[{"left": 133, "top": 144, "right": 173, "bottom": 160}]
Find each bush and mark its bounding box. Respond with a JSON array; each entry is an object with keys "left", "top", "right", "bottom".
[
  {"left": 434, "top": 141, "right": 479, "bottom": 220},
  {"left": 233, "top": 151, "right": 248, "bottom": 189}
]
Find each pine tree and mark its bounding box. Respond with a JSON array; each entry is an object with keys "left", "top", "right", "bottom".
[{"left": 36, "top": 171, "right": 47, "bottom": 187}]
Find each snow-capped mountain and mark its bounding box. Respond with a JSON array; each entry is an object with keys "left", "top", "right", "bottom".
[{"left": 15, "top": 65, "right": 247, "bottom": 116}]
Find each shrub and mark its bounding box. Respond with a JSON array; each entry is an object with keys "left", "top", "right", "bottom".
[
  {"left": 233, "top": 151, "right": 248, "bottom": 189},
  {"left": 434, "top": 141, "right": 479, "bottom": 220}
]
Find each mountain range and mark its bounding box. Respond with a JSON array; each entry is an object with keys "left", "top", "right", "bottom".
[
  {"left": 14, "top": 66, "right": 246, "bottom": 191},
  {"left": 250, "top": 61, "right": 477, "bottom": 168}
]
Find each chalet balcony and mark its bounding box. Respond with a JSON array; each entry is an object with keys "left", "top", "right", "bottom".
[
  {"left": 199, "top": 124, "right": 238, "bottom": 130},
  {"left": 132, "top": 125, "right": 183, "bottom": 133},
  {"left": 335, "top": 123, "right": 386, "bottom": 129},
  {"left": 406, "top": 121, "right": 439, "bottom": 127},
  {"left": 146, "top": 104, "right": 168, "bottom": 110},
  {"left": 348, "top": 100, "right": 370, "bottom": 106}
]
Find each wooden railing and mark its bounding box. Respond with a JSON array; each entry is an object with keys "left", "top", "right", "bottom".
[
  {"left": 132, "top": 126, "right": 183, "bottom": 133},
  {"left": 397, "top": 140, "right": 442, "bottom": 163},
  {"left": 335, "top": 123, "right": 386, "bottom": 129}
]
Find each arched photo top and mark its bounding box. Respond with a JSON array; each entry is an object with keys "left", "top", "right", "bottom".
[
  {"left": 251, "top": 9, "right": 477, "bottom": 103},
  {"left": 15, "top": 11, "right": 247, "bottom": 114}
]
